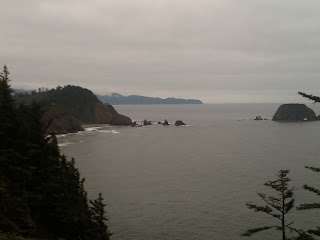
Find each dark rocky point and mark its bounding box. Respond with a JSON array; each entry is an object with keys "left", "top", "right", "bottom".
[
  {"left": 272, "top": 104, "right": 318, "bottom": 122},
  {"left": 143, "top": 119, "right": 152, "bottom": 126},
  {"left": 131, "top": 121, "right": 142, "bottom": 127},
  {"left": 175, "top": 120, "right": 186, "bottom": 126},
  {"left": 254, "top": 116, "right": 263, "bottom": 120},
  {"left": 162, "top": 119, "right": 169, "bottom": 126}
]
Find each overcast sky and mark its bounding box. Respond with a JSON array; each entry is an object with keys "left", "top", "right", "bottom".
[{"left": 1, "top": 0, "right": 320, "bottom": 103}]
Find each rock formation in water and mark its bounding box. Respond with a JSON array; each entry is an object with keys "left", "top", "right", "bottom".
[
  {"left": 254, "top": 116, "right": 263, "bottom": 120},
  {"left": 175, "top": 120, "right": 186, "bottom": 126},
  {"left": 163, "top": 119, "right": 169, "bottom": 126},
  {"left": 131, "top": 121, "right": 142, "bottom": 127},
  {"left": 272, "top": 104, "right": 317, "bottom": 122},
  {"left": 143, "top": 119, "right": 152, "bottom": 126}
]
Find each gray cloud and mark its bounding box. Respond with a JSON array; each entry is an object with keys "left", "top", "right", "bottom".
[{"left": 1, "top": 0, "right": 320, "bottom": 103}]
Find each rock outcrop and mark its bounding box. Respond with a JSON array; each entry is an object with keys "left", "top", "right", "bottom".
[
  {"left": 175, "top": 120, "right": 186, "bottom": 126},
  {"left": 131, "top": 121, "right": 142, "bottom": 127},
  {"left": 162, "top": 119, "right": 169, "bottom": 126},
  {"left": 272, "top": 104, "right": 317, "bottom": 122},
  {"left": 143, "top": 120, "right": 152, "bottom": 126}
]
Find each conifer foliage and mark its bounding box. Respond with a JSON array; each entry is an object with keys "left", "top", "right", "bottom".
[
  {"left": 90, "top": 193, "right": 112, "bottom": 240},
  {"left": 0, "top": 65, "right": 111, "bottom": 239},
  {"left": 297, "top": 91, "right": 320, "bottom": 237},
  {"left": 297, "top": 166, "right": 320, "bottom": 237},
  {"left": 242, "top": 170, "right": 296, "bottom": 240}
]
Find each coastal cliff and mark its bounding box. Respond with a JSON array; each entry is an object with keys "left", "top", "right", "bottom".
[{"left": 16, "top": 85, "right": 132, "bottom": 133}]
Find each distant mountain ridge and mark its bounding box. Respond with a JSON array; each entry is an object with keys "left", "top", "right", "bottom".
[{"left": 96, "top": 93, "right": 203, "bottom": 105}]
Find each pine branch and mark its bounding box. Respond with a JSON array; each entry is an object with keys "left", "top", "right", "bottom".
[
  {"left": 257, "top": 193, "right": 282, "bottom": 213},
  {"left": 269, "top": 195, "right": 282, "bottom": 203},
  {"left": 285, "top": 198, "right": 295, "bottom": 213},
  {"left": 285, "top": 188, "right": 294, "bottom": 199},
  {"left": 308, "top": 227, "right": 320, "bottom": 236},
  {"left": 298, "top": 92, "right": 320, "bottom": 103},
  {"left": 305, "top": 166, "right": 320, "bottom": 173},
  {"left": 297, "top": 203, "right": 320, "bottom": 210},
  {"left": 288, "top": 231, "right": 317, "bottom": 240},
  {"left": 241, "top": 226, "right": 275, "bottom": 236},
  {"left": 302, "top": 185, "right": 320, "bottom": 196}
]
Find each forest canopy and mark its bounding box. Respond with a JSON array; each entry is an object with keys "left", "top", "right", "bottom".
[{"left": 0, "top": 66, "right": 111, "bottom": 240}]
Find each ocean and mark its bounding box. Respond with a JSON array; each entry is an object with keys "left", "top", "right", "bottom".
[{"left": 59, "top": 104, "right": 320, "bottom": 240}]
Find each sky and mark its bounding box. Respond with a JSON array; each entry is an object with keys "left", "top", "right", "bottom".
[{"left": 1, "top": 0, "right": 320, "bottom": 103}]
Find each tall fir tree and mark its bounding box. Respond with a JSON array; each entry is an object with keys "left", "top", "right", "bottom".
[
  {"left": 90, "top": 193, "right": 112, "bottom": 240},
  {"left": 242, "top": 170, "right": 297, "bottom": 240}
]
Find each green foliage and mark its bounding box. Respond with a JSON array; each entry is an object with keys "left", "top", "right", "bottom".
[
  {"left": 242, "top": 170, "right": 299, "bottom": 240},
  {"left": 0, "top": 66, "right": 111, "bottom": 239}
]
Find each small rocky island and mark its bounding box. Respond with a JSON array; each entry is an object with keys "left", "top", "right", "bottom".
[
  {"left": 272, "top": 104, "right": 318, "bottom": 122},
  {"left": 175, "top": 120, "right": 186, "bottom": 126}
]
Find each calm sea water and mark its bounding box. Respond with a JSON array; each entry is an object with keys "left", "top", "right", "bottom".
[{"left": 59, "top": 104, "right": 320, "bottom": 240}]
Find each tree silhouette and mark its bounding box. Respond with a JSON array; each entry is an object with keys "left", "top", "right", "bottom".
[
  {"left": 90, "top": 193, "right": 112, "bottom": 240},
  {"left": 242, "top": 170, "right": 296, "bottom": 240},
  {"left": 0, "top": 65, "right": 112, "bottom": 239},
  {"left": 296, "top": 91, "right": 320, "bottom": 237},
  {"left": 297, "top": 166, "right": 320, "bottom": 237}
]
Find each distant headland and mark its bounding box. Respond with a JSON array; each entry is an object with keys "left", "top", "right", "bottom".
[
  {"left": 14, "top": 86, "right": 132, "bottom": 134},
  {"left": 96, "top": 93, "right": 203, "bottom": 105}
]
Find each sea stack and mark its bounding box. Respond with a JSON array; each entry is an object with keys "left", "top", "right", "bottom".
[
  {"left": 272, "top": 104, "right": 317, "bottom": 122},
  {"left": 175, "top": 120, "right": 186, "bottom": 126}
]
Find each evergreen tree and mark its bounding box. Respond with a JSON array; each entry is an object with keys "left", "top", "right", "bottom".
[
  {"left": 0, "top": 65, "right": 112, "bottom": 239},
  {"left": 0, "top": 66, "right": 35, "bottom": 234},
  {"left": 297, "top": 166, "right": 320, "bottom": 237},
  {"left": 0, "top": 65, "right": 16, "bottom": 160},
  {"left": 242, "top": 170, "right": 297, "bottom": 240},
  {"left": 296, "top": 92, "right": 320, "bottom": 238},
  {"left": 90, "top": 193, "right": 112, "bottom": 240}
]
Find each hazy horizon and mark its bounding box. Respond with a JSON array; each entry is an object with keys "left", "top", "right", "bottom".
[
  {"left": 13, "top": 86, "right": 314, "bottom": 104},
  {"left": 2, "top": 0, "right": 320, "bottom": 103}
]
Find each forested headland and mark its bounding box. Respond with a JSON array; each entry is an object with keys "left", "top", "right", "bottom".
[
  {"left": 0, "top": 66, "right": 111, "bottom": 240},
  {"left": 15, "top": 85, "right": 132, "bottom": 134}
]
